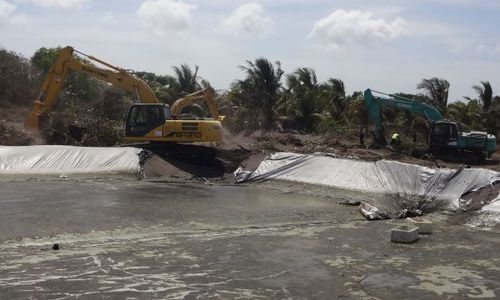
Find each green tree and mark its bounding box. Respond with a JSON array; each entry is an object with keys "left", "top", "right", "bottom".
[
  {"left": 471, "top": 81, "right": 497, "bottom": 134},
  {"left": 30, "top": 47, "right": 100, "bottom": 102},
  {"left": 136, "top": 64, "right": 210, "bottom": 106},
  {"left": 173, "top": 64, "right": 200, "bottom": 95},
  {"left": 489, "top": 96, "right": 500, "bottom": 135},
  {"left": 446, "top": 100, "right": 483, "bottom": 131},
  {"left": 92, "top": 86, "right": 134, "bottom": 121},
  {"left": 319, "top": 78, "right": 347, "bottom": 121},
  {"left": 417, "top": 77, "right": 450, "bottom": 115},
  {"left": 231, "top": 58, "right": 284, "bottom": 129},
  {"left": 284, "top": 67, "right": 320, "bottom": 132},
  {"left": 135, "top": 71, "right": 178, "bottom": 103},
  {"left": 346, "top": 91, "right": 368, "bottom": 126},
  {"left": 0, "top": 49, "right": 40, "bottom": 107},
  {"left": 472, "top": 81, "right": 493, "bottom": 111}
]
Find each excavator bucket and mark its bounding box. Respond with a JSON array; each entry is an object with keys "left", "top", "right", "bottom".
[
  {"left": 24, "top": 101, "right": 45, "bottom": 130},
  {"left": 24, "top": 112, "right": 40, "bottom": 131}
]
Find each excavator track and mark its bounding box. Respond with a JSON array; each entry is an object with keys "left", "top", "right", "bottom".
[{"left": 122, "top": 142, "right": 217, "bottom": 160}]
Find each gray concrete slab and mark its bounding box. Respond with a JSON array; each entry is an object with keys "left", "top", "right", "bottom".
[{"left": 0, "top": 180, "right": 499, "bottom": 299}]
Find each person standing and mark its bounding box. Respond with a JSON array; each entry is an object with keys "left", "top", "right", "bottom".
[{"left": 359, "top": 127, "right": 365, "bottom": 146}]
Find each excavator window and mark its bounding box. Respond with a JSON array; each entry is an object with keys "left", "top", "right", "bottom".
[
  {"left": 430, "top": 122, "right": 458, "bottom": 146},
  {"left": 432, "top": 123, "right": 448, "bottom": 136},
  {"left": 125, "top": 105, "right": 167, "bottom": 137}
]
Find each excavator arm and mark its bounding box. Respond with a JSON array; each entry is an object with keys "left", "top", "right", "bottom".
[
  {"left": 170, "top": 89, "right": 224, "bottom": 121},
  {"left": 25, "top": 46, "right": 159, "bottom": 130},
  {"left": 363, "top": 89, "right": 443, "bottom": 145}
]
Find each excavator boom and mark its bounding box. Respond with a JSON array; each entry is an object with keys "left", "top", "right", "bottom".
[
  {"left": 363, "top": 89, "right": 443, "bottom": 134},
  {"left": 25, "top": 46, "right": 159, "bottom": 130}
]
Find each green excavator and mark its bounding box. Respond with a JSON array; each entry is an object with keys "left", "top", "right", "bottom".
[{"left": 364, "top": 89, "right": 497, "bottom": 161}]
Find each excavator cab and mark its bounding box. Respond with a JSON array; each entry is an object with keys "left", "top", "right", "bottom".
[
  {"left": 429, "top": 121, "right": 459, "bottom": 148},
  {"left": 125, "top": 104, "right": 170, "bottom": 137}
]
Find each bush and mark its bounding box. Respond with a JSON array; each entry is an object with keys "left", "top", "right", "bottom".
[
  {"left": 0, "top": 122, "right": 31, "bottom": 145},
  {"left": 91, "top": 87, "right": 134, "bottom": 121},
  {"left": 43, "top": 102, "right": 124, "bottom": 146},
  {"left": 397, "top": 139, "right": 428, "bottom": 159},
  {"left": 0, "top": 49, "right": 41, "bottom": 107}
]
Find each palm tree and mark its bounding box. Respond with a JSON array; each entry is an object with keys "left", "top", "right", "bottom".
[
  {"left": 285, "top": 67, "right": 320, "bottom": 132},
  {"left": 233, "top": 58, "right": 285, "bottom": 129},
  {"left": 489, "top": 96, "right": 500, "bottom": 135},
  {"left": 173, "top": 64, "right": 200, "bottom": 95},
  {"left": 446, "top": 99, "right": 483, "bottom": 131},
  {"left": 319, "top": 78, "right": 347, "bottom": 121},
  {"left": 471, "top": 81, "right": 498, "bottom": 134},
  {"left": 417, "top": 77, "right": 450, "bottom": 114},
  {"left": 472, "top": 81, "right": 493, "bottom": 111}
]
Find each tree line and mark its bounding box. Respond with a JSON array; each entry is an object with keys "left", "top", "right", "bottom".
[{"left": 1, "top": 46, "right": 499, "bottom": 139}]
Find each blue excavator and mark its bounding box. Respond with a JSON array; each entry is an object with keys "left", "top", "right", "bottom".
[{"left": 363, "top": 89, "right": 497, "bottom": 161}]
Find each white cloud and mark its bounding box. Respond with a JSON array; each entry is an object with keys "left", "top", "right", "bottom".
[
  {"left": 0, "top": 0, "right": 15, "bottom": 24},
  {"left": 137, "top": 0, "right": 196, "bottom": 36},
  {"left": 308, "top": 9, "right": 408, "bottom": 49},
  {"left": 217, "top": 2, "right": 275, "bottom": 39},
  {"left": 103, "top": 11, "right": 116, "bottom": 25},
  {"left": 25, "top": 0, "right": 89, "bottom": 10},
  {"left": 9, "top": 12, "right": 27, "bottom": 24},
  {"left": 476, "top": 43, "right": 500, "bottom": 55}
]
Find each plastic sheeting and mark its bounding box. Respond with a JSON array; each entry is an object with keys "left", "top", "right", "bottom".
[
  {"left": 0, "top": 145, "right": 142, "bottom": 174},
  {"left": 235, "top": 152, "right": 500, "bottom": 210},
  {"left": 468, "top": 192, "right": 500, "bottom": 227}
]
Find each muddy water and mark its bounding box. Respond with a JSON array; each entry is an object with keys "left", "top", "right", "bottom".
[
  {"left": 1, "top": 180, "right": 500, "bottom": 299},
  {"left": 0, "top": 180, "right": 366, "bottom": 240}
]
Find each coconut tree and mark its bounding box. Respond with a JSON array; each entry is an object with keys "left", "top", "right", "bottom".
[
  {"left": 231, "top": 58, "right": 284, "bottom": 129},
  {"left": 489, "top": 96, "right": 500, "bottom": 135},
  {"left": 319, "top": 78, "right": 347, "bottom": 121},
  {"left": 173, "top": 64, "right": 201, "bottom": 95},
  {"left": 417, "top": 77, "right": 450, "bottom": 115},
  {"left": 285, "top": 67, "right": 320, "bottom": 132},
  {"left": 471, "top": 81, "right": 497, "bottom": 134},
  {"left": 446, "top": 99, "right": 483, "bottom": 131},
  {"left": 472, "top": 81, "right": 493, "bottom": 111}
]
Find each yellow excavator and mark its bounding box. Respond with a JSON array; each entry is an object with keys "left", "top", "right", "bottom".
[{"left": 25, "top": 46, "right": 224, "bottom": 157}]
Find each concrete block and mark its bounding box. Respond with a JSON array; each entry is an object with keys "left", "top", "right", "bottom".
[
  {"left": 408, "top": 217, "right": 433, "bottom": 234},
  {"left": 391, "top": 225, "right": 419, "bottom": 243}
]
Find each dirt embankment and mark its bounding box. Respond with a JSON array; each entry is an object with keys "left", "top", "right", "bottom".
[
  {"left": 217, "top": 131, "right": 500, "bottom": 172},
  {"left": 141, "top": 131, "right": 499, "bottom": 183}
]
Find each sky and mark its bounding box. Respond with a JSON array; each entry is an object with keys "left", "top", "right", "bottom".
[{"left": 0, "top": 0, "right": 499, "bottom": 101}]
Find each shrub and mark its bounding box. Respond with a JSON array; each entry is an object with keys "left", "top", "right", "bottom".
[
  {"left": 43, "top": 102, "right": 124, "bottom": 146},
  {"left": 0, "top": 122, "right": 31, "bottom": 145}
]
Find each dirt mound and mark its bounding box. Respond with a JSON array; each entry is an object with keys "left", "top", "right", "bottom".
[
  {"left": 142, "top": 155, "right": 191, "bottom": 180},
  {"left": 142, "top": 154, "right": 236, "bottom": 183}
]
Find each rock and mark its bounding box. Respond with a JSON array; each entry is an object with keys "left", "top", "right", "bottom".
[
  {"left": 408, "top": 217, "right": 433, "bottom": 234},
  {"left": 391, "top": 226, "right": 419, "bottom": 243},
  {"left": 52, "top": 243, "right": 60, "bottom": 250}
]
